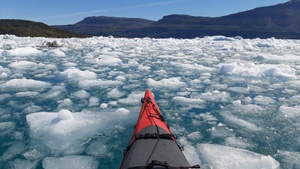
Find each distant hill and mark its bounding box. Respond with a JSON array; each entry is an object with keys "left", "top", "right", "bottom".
[
  {"left": 55, "top": 0, "right": 300, "bottom": 39},
  {"left": 55, "top": 16, "right": 155, "bottom": 37},
  {"left": 0, "top": 20, "right": 81, "bottom": 38}
]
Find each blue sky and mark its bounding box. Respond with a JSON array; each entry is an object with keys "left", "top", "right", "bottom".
[{"left": 1, "top": 0, "right": 288, "bottom": 25}]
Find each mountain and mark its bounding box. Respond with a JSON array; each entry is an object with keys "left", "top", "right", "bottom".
[
  {"left": 0, "top": 20, "right": 81, "bottom": 38},
  {"left": 55, "top": 16, "right": 155, "bottom": 37},
  {"left": 55, "top": 0, "right": 300, "bottom": 39}
]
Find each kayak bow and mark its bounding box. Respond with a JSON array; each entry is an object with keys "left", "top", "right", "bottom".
[{"left": 120, "top": 90, "right": 200, "bottom": 169}]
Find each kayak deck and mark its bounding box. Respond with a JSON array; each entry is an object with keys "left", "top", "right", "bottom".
[{"left": 120, "top": 90, "right": 200, "bottom": 169}]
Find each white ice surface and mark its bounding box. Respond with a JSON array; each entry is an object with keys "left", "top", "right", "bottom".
[
  {"left": 2, "top": 47, "right": 42, "bottom": 57},
  {"left": 26, "top": 108, "right": 131, "bottom": 155},
  {"left": 60, "top": 67, "right": 97, "bottom": 82},
  {"left": 42, "top": 155, "right": 99, "bottom": 169},
  {"left": 46, "top": 49, "right": 66, "bottom": 57},
  {"left": 147, "top": 77, "right": 186, "bottom": 89},
  {"left": 0, "top": 79, "right": 51, "bottom": 91},
  {"left": 197, "top": 144, "right": 280, "bottom": 169}
]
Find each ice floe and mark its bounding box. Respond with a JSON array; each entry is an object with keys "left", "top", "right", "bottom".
[{"left": 197, "top": 144, "right": 279, "bottom": 169}]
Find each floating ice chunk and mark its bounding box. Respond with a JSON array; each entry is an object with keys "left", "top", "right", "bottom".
[
  {"left": 278, "top": 105, "right": 300, "bottom": 118},
  {"left": 57, "top": 99, "right": 73, "bottom": 109},
  {"left": 8, "top": 61, "right": 38, "bottom": 70},
  {"left": 199, "top": 90, "right": 231, "bottom": 102},
  {"left": 109, "top": 101, "right": 118, "bottom": 106},
  {"left": 187, "top": 131, "right": 202, "bottom": 141},
  {"left": 26, "top": 108, "right": 128, "bottom": 155},
  {"left": 0, "top": 122, "right": 16, "bottom": 135},
  {"left": 27, "top": 110, "right": 97, "bottom": 136},
  {"left": 115, "top": 108, "right": 130, "bottom": 115},
  {"left": 147, "top": 77, "right": 186, "bottom": 89},
  {"left": 100, "top": 103, "right": 108, "bottom": 109},
  {"left": 63, "top": 62, "right": 77, "bottom": 67},
  {"left": 1, "top": 142, "right": 26, "bottom": 161},
  {"left": 86, "top": 140, "right": 108, "bottom": 157},
  {"left": 96, "top": 57, "right": 122, "bottom": 66},
  {"left": 263, "top": 66, "right": 296, "bottom": 80},
  {"left": 42, "top": 155, "right": 99, "bottom": 169},
  {"left": 219, "top": 62, "right": 296, "bottom": 80},
  {"left": 46, "top": 49, "right": 66, "bottom": 57},
  {"left": 225, "top": 137, "right": 254, "bottom": 149},
  {"left": 15, "top": 91, "right": 39, "bottom": 98},
  {"left": 2, "top": 47, "right": 42, "bottom": 57},
  {"left": 0, "top": 79, "right": 51, "bottom": 92},
  {"left": 108, "top": 88, "right": 125, "bottom": 98},
  {"left": 154, "top": 69, "right": 168, "bottom": 75},
  {"left": 60, "top": 67, "right": 97, "bottom": 82},
  {"left": 210, "top": 126, "right": 235, "bottom": 138},
  {"left": 253, "top": 95, "right": 276, "bottom": 105},
  {"left": 198, "top": 144, "right": 279, "bottom": 169},
  {"left": 183, "top": 144, "right": 202, "bottom": 167},
  {"left": 88, "top": 97, "right": 99, "bottom": 107},
  {"left": 43, "top": 86, "right": 65, "bottom": 100},
  {"left": 22, "top": 105, "right": 43, "bottom": 114},
  {"left": 220, "top": 111, "right": 261, "bottom": 131},
  {"left": 12, "top": 158, "right": 38, "bottom": 169},
  {"left": 118, "top": 92, "right": 144, "bottom": 105},
  {"left": 256, "top": 53, "right": 300, "bottom": 61},
  {"left": 78, "top": 79, "right": 123, "bottom": 89},
  {"left": 138, "top": 64, "right": 151, "bottom": 71},
  {"left": 72, "top": 89, "right": 90, "bottom": 99},
  {"left": 58, "top": 109, "right": 74, "bottom": 120},
  {"left": 22, "top": 148, "right": 47, "bottom": 161},
  {"left": 173, "top": 96, "right": 204, "bottom": 107},
  {"left": 116, "top": 75, "right": 126, "bottom": 81},
  {"left": 0, "top": 66, "right": 11, "bottom": 79}
]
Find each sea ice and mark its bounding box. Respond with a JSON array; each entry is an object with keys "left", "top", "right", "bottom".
[
  {"left": 0, "top": 142, "right": 26, "bottom": 161},
  {"left": 72, "top": 89, "right": 90, "bottom": 99},
  {"left": 198, "top": 144, "right": 279, "bottom": 169},
  {"left": 46, "top": 49, "right": 66, "bottom": 57},
  {"left": 11, "top": 158, "right": 38, "bottom": 169},
  {"left": 88, "top": 97, "right": 99, "bottom": 107},
  {"left": 0, "top": 79, "right": 51, "bottom": 92},
  {"left": 100, "top": 103, "right": 108, "bottom": 109},
  {"left": 278, "top": 105, "right": 300, "bottom": 118},
  {"left": 107, "top": 88, "right": 126, "bottom": 98},
  {"left": 2, "top": 47, "right": 42, "bottom": 57},
  {"left": 26, "top": 108, "right": 131, "bottom": 155},
  {"left": 96, "top": 57, "right": 122, "bottom": 66},
  {"left": 8, "top": 61, "right": 38, "bottom": 70},
  {"left": 58, "top": 109, "right": 74, "bottom": 120},
  {"left": 0, "top": 66, "right": 11, "bottom": 78},
  {"left": 219, "top": 62, "right": 296, "bottom": 80},
  {"left": 147, "top": 77, "right": 186, "bottom": 90},
  {"left": 60, "top": 67, "right": 97, "bottom": 82},
  {"left": 118, "top": 92, "right": 144, "bottom": 105},
  {"left": 225, "top": 137, "right": 254, "bottom": 149},
  {"left": 42, "top": 155, "right": 99, "bottom": 169}
]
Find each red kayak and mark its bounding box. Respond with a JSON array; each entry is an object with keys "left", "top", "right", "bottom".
[{"left": 120, "top": 90, "right": 200, "bottom": 169}]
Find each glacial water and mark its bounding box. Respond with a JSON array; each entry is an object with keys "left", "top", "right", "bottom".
[{"left": 0, "top": 35, "right": 299, "bottom": 168}]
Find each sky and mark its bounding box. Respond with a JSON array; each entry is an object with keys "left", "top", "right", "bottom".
[{"left": 0, "top": 0, "right": 288, "bottom": 25}]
